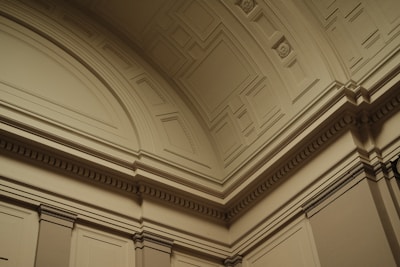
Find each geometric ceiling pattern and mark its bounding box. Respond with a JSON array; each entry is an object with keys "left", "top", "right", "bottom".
[
  {"left": 1, "top": 0, "right": 399, "bottom": 199},
  {"left": 73, "top": 0, "right": 400, "bottom": 184}
]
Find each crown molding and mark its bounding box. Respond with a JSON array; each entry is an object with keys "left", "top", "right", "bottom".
[
  {"left": 137, "top": 183, "right": 226, "bottom": 222},
  {"left": 1, "top": 82, "right": 399, "bottom": 223},
  {"left": 225, "top": 113, "right": 355, "bottom": 221},
  {"left": 0, "top": 130, "right": 138, "bottom": 195},
  {"left": 370, "top": 90, "right": 400, "bottom": 124},
  {"left": 0, "top": 0, "right": 399, "bottom": 223}
]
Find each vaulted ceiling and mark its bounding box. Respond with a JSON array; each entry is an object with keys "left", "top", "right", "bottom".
[
  {"left": 1, "top": 0, "right": 399, "bottom": 204},
  {"left": 67, "top": 0, "right": 343, "bottom": 185}
]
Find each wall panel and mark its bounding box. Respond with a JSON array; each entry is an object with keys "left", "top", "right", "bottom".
[
  {"left": 245, "top": 218, "right": 320, "bottom": 267},
  {"left": 69, "top": 225, "right": 134, "bottom": 267},
  {"left": 0, "top": 201, "right": 39, "bottom": 267},
  {"left": 309, "top": 179, "right": 397, "bottom": 267},
  {"left": 172, "top": 251, "right": 222, "bottom": 267}
]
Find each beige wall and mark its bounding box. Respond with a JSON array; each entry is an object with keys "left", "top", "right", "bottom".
[
  {"left": 309, "top": 178, "right": 397, "bottom": 267},
  {"left": 244, "top": 217, "right": 320, "bottom": 267}
]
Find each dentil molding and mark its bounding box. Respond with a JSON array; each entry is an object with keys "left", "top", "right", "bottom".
[{"left": 1, "top": 83, "right": 398, "bottom": 223}]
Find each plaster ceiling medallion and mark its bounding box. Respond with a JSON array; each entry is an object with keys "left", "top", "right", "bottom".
[
  {"left": 275, "top": 39, "right": 291, "bottom": 58},
  {"left": 237, "top": 0, "right": 256, "bottom": 14}
]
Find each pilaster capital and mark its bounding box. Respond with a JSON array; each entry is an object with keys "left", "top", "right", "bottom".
[
  {"left": 133, "top": 231, "right": 174, "bottom": 254},
  {"left": 38, "top": 204, "right": 77, "bottom": 229}
]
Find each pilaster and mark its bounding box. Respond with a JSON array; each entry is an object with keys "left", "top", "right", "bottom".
[
  {"left": 133, "top": 231, "right": 174, "bottom": 267},
  {"left": 35, "top": 205, "right": 77, "bottom": 267}
]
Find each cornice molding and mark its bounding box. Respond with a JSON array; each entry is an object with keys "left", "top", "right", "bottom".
[
  {"left": 1, "top": 84, "right": 399, "bottom": 223},
  {"left": 225, "top": 113, "right": 355, "bottom": 221},
  {"left": 370, "top": 92, "right": 400, "bottom": 123},
  {"left": 1, "top": 0, "right": 399, "bottom": 221},
  {"left": 0, "top": 131, "right": 137, "bottom": 194},
  {"left": 137, "top": 183, "right": 226, "bottom": 221},
  {"left": 0, "top": 112, "right": 368, "bottom": 223},
  {"left": 0, "top": 129, "right": 228, "bottom": 221}
]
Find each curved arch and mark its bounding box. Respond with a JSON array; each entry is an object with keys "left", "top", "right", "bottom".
[{"left": 0, "top": 1, "right": 222, "bottom": 185}]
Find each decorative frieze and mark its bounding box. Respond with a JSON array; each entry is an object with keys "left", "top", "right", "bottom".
[
  {"left": 226, "top": 114, "right": 355, "bottom": 220},
  {"left": 138, "top": 184, "right": 226, "bottom": 221},
  {"left": 370, "top": 93, "right": 400, "bottom": 123},
  {"left": 1, "top": 85, "right": 399, "bottom": 223},
  {"left": 0, "top": 134, "right": 137, "bottom": 194}
]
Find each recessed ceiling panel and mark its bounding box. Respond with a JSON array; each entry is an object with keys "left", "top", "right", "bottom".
[
  {"left": 95, "top": 0, "right": 168, "bottom": 40},
  {"left": 185, "top": 39, "right": 251, "bottom": 116},
  {"left": 180, "top": 0, "right": 217, "bottom": 40}
]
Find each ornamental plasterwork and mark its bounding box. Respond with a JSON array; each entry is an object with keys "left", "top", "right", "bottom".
[
  {"left": 237, "top": 0, "right": 256, "bottom": 14},
  {"left": 275, "top": 39, "right": 291, "bottom": 58}
]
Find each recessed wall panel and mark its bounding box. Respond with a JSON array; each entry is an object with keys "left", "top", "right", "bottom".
[
  {"left": 245, "top": 219, "right": 320, "bottom": 267},
  {"left": 172, "top": 251, "right": 222, "bottom": 267},
  {"left": 0, "top": 202, "right": 39, "bottom": 267},
  {"left": 70, "top": 226, "right": 134, "bottom": 267}
]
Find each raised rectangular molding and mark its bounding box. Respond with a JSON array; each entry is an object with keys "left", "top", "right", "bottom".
[{"left": 70, "top": 225, "right": 135, "bottom": 267}]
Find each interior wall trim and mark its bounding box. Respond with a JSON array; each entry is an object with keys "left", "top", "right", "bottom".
[
  {"left": 225, "top": 113, "right": 355, "bottom": 221},
  {"left": 2, "top": 86, "right": 398, "bottom": 224},
  {"left": 302, "top": 163, "right": 366, "bottom": 218},
  {"left": 39, "top": 204, "right": 77, "bottom": 228},
  {"left": 0, "top": 130, "right": 138, "bottom": 194}
]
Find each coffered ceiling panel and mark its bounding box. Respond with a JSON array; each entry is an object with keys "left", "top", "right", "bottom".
[
  {"left": 93, "top": 0, "right": 170, "bottom": 42},
  {"left": 184, "top": 38, "right": 254, "bottom": 117},
  {"left": 179, "top": 0, "right": 218, "bottom": 40},
  {"left": 67, "top": 0, "right": 343, "bottom": 182},
  {"left": 2, "top": 0, "right": 399, "bottom": 200}
]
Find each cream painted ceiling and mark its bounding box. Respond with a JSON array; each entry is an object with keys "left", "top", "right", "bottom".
[
  {"left": 0, "top": 0, "right": 398, "bottom": 223},
  {"left": 0, "top": 0, "right": 400, "bottom": 201},
  {"left": 66, "top": 0, "right": 400, "bottom": 192},
  {"left": 68, "top": 0, "right": 342, "bottom": 182},
  {"left": 73, "top": 0, "right": 333, "bottom": 124},
  {"left": 5, "top": 0, "right": 396, "bottom": 194}
]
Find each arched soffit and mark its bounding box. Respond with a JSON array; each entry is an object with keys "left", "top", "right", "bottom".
[
  {"left": 0, "top": 17, "right": 140, "bottom": 153},
  {"left": 0, "top": 0, "right": 223, "bottom": 185}
]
